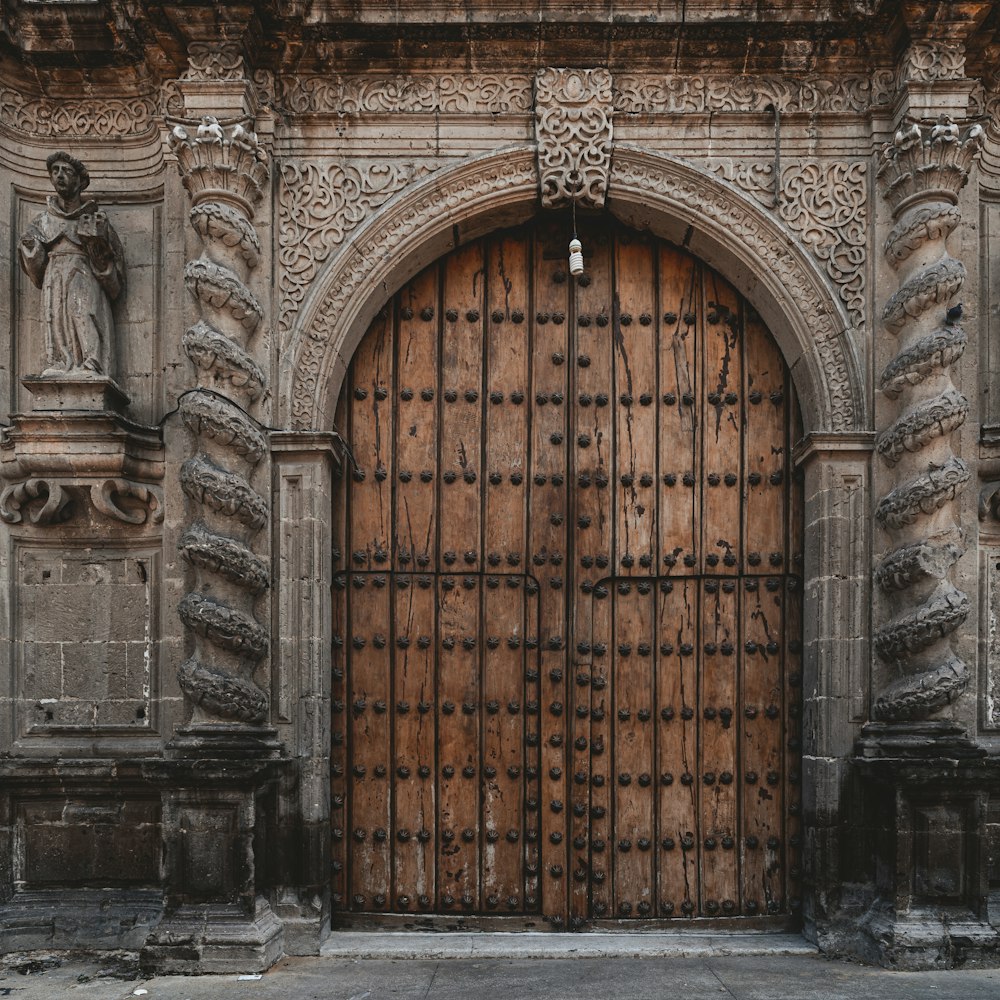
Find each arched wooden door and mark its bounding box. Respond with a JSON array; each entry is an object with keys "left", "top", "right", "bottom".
[{"left": 330, "top": 217, "right": 803, "bottom": 927}]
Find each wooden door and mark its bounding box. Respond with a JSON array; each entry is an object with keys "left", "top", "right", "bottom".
[{"left": 331, "top": 218, "right": 803, "bottom": 926}]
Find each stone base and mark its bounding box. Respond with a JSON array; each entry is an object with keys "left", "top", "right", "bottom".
[
  {"left": 0, "top": 889, "right": 163, "bottom": 952},
  {"left": 139, "top": 897, "right": 283, "bottom": 974},
  {"left": 856, "top": 902, "right": 1000, "bottom": 969},
  {"left": 22, "top": 374, "right": 130, "bottom": 413},
  {"left": 273, "top": 888, "right": 330, "bottom": 956},
  {"left": 167, "top": 723, "right": 283, "bottom": 760}
]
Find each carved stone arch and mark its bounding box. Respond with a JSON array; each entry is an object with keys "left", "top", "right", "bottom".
[{"left": 283, "top": 143, "right": 867, "bottom": 434}]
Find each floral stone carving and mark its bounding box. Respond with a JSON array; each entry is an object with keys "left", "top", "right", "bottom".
[{"left": 535, "top": 68, "right": 613, "bottom": 209}]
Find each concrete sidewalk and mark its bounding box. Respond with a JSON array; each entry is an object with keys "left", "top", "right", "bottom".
[{"left": 3, "top": 948, "right": 1000, "bottom": 1000}]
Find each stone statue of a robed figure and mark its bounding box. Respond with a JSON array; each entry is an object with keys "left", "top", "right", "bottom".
[{"left": 18, "top": 151, "right": 126, "bottom": 379}]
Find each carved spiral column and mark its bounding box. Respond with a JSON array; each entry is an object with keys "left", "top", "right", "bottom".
[
  {"left": 872, "top": 117, "right": 982, "bottom": 727},
  {"left": 169, "top": 118, "right": 272, "bottom": 740}
]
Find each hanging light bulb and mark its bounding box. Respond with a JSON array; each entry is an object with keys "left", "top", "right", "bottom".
[{"left": 567, "top": 192, "right": 584, "bottom": 277}]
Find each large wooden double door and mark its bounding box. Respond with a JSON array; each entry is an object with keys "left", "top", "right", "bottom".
[{"left": 331, "top": 218, "right": 803, "bottom": 926}]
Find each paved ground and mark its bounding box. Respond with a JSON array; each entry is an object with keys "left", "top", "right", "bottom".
[{"left": 2, "top": 949, "right": 1000, "bottom": 1000}]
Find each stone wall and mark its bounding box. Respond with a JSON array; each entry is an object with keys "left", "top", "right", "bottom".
[{"left": 0, "top": 0, "right": 999, "bottom": 973}]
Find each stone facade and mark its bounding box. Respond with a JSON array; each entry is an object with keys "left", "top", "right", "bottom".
[{"left": 1, "top": 0, "right": 1000, "bottom": 973}]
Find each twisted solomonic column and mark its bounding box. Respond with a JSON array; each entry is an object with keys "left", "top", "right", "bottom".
[
  {"left": 169, "top": 117, "right": 272, "bottom": 734},
  {"left": 872, "top": 116, "right": 982, "bottom": 725}
]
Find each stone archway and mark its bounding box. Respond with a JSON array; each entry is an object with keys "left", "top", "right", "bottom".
[
  {"left": 274, "top": 143, "right": 874, "bottom": 945},
  {"left": 282, "top": 144, "right": 867, "bottom": 437}
]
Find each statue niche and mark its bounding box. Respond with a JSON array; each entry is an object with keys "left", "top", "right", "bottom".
[{"left": 18, "top": 151, "right": 126, "bottom": 379}]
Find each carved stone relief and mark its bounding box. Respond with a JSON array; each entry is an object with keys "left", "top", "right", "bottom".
[
  {"left": 613, "top": 71, "right": 895, "bottom": 114},
  {"left": 898, "top": 42, "right": 966, "bottom": 83},
  {"left": 181, "top": 42, "right": 246, "bottom": 82},
  {"left": 253, "top": 72, "right": 533, "bottom": 116},
  {"left": 276, "top": 160, "right": 436, "bottom": 343},
  {"left": 711, "top": 160, "right": 867, "bottom": 331},
  {"left": 872, "top": 116, "right": 983, "bottom": 724},
  {"left": 169, "top": 116, "right": 272, "bottom": 731},
  {"left": 0, "top": 87, "right": 158, "bottom": 137},
  {"left": 0, "top": 476, "right": 163, "bottom": 525},
  {"left": 534, "top": 68, "right": 613, "bottom": 209}
]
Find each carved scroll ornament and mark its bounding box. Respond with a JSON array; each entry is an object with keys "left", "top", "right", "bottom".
[{"left": 535, "top": 68, "right": 613, "bottom": 210}]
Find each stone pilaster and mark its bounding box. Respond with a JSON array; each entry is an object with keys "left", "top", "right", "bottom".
[{"left": 140, "top": 41, "right": 284, "bottom": 974}]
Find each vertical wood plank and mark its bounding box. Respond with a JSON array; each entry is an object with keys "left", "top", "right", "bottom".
[
  {"left": 699, "top": 274, "right": 742, "bottom": 575},
  {"left": 655, "top": 578, "right": 700, "bottom": 917},
  {"left": 392, "top": 270, "right": 440, "bottom": 911},
  {"left": 346, "top": 307, "right": 394, "bottom": 912},
  {"left": 741, "top": 305, "right": 788, "bottom": 917},
  {"left": 698, "top": 578, "right": 739, "bottom": 915},
  {"left": 611, "top": 233, "right": 658, "bottom": 918},
  {"left": 530, "top": 220, "right": 571, "bottom": 922},
  {"left": 571, "top": 223, "right": 615, "bottom": 919},
  {"left": 658, "top": 247, "right": 699, "bottom": 576},
  {"left": 482, "top": 233, "right": 530, "bottom": 910},
  {"left": 437, "top": 242, "right": 485, "bottom": 913}
]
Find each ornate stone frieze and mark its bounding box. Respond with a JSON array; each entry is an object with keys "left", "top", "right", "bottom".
[
  {"left": 0, "top": 86, "right": 158, "bottom": 137},
  {"left": 872, "top": 116, "right": 982, "bottom": 727},
  {"left": 534, "top": 68, "right": 613, "bottom": 209},
  {"left": 257, "top": 73, "right": 533, "bottom": 116},
  {"left": 276, "top": 160, "right": 433, "bottom": 342},
  {"left": 613, "top": 71, "right": 895, "bottom": 114},
  {"left": 170, "top": 115, "right": 272, "bottom": 739}
]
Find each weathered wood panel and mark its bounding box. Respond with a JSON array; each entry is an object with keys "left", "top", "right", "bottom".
[{"left": 337, "top": 221, "right": 801, "bottom": 925}]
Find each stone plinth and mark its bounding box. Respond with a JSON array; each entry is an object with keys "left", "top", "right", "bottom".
[
  {"left": 23, "top": 374, "right": 130, "bottom": 413},
  {"left": 0, "top": 375, "right": 163, "bottom": 526}
]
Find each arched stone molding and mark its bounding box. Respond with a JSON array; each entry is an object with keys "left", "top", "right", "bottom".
[{"left": 282, "top": 144, "right": 868, "bottom": 435}]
